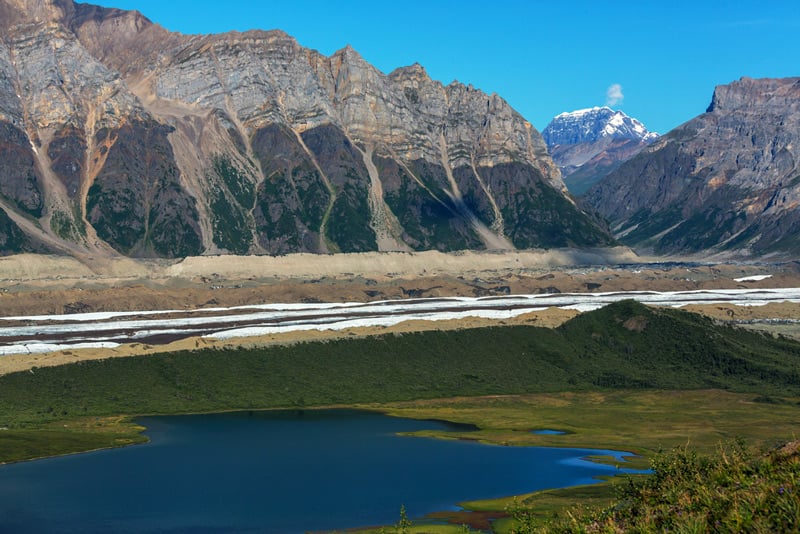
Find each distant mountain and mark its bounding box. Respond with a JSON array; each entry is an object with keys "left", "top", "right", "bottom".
[
  {"left": 584, "top": 77, "right": 800, "bottom": 257},
  {"left": 543, "top": 107, "right": 658, "bottom": 195},
  {"left": 0, "top": 0, "right": 613, "bottom": 259}
]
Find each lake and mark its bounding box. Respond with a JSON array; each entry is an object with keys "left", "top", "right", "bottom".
[{"left": 0, "top": 410, "right": 641, "bottom": 533}]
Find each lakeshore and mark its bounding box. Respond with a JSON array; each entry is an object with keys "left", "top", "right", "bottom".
[{"left": 1, "top": 251, "right": 800, "bottom": 530}]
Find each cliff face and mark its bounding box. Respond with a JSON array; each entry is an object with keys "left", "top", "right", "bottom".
[
  {"left": 584, "top": 77, "right": 800, "bottom": 257},
  {"left": 0, "top": 0, "right": 613, "bottom": 258},
  {"left": 542, "top": 107, "right": 658, "bottom": 196}
]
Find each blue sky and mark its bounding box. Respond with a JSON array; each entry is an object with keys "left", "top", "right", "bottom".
[{"left": 97, "top": 0, "right": 799, "bottom": 135}]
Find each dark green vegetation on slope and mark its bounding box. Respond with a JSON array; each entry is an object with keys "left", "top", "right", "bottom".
[
  {"left": 1, "top": 301, "right": 800, "bottom": 464},
  {"left": 378, "top": 156, "right": 481, "bottom": 251},
  {"left": 252, "top": 124, "right": 330, "bottom": 254},
  {"left": 483, "top": 163, "right": 616, "bottom": 249},
  {"left": 0, "top": 121, "right": 43, "bottom": 218},
  {"left": 86, "top": 120, "right": 204, "bottom": 258},
  {"left": 300, "top": 124, "right": 378, "bottom": 253},
  {"left": 524, "top": 440, "right": 800, "bottom": 533},
  {"left": 207, "top": 155, "right": 255, "bottom": 254},
  {"left": 0, "top": 207, "right": 40, "bottom": 255}
]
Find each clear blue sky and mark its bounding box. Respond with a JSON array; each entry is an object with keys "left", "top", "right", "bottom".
[{"left": 96, "top": 0, "right": 800, "bottom": 135}]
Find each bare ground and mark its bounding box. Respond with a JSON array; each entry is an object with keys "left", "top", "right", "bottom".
[{"left": 0, "top": 249, "right": 798, "bottom": 375}]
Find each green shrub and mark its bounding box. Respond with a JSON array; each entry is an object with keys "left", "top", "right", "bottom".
[{"left": 530, "top": 440, "right": 800, "bottom": 533}]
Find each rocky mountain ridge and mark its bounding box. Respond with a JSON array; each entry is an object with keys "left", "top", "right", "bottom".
[
  {"left": 543, "top": 106, "right": 658, "bottom": 146},
  {"left": 584, "top": 77, "right": 800, "bottom": 257},
  {"left": 543, "top": 107, "right": 658, "bottom": 195},
  {"left": 0, "top": 0, "right": 613, "bottom": 259}
]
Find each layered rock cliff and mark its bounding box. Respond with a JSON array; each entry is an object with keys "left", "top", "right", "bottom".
[
  {"left": 584, "top": 77, "right": 800, "bottom": 257},
  {"left": 542, "top": 107, "right": 658, "bottom": 195},
  {"left": 0, "top": 0, "right": 613, "bottom": 258}
]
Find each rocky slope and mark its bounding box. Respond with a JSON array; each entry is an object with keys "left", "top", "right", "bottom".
[
  {"left": 585, "top": 77, "right": 800, "bottom": 257},
  {"left": 542, "top": 107, "right": 658, "bottom": 195},
  {"left": 0, "top": 0, "right": 613, "bottom": 259}
]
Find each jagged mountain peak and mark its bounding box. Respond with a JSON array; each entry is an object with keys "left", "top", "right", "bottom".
[
  {"left": 542, "top": 107, "right": 658, "bottom": 196},
  {"left": 332, "top": 43, "right": 359, "bottom": 58},
  {"left": 1, "top": 0, "right": 149, "bottom": 35},
  {"left": 389, "top": 62, "right": 430, "bottom": 83},
  {"left": 554, "top": 105, "right": 611, "bottom": 119},
  {"left": 71, "top": 1, "right": 151, "bottom": 28},
  {"left": 706, "top": 76, "right": 800, "bottom": 113},
  {"left": 543, "top": 106, "right": 658, "bottom": 147},
  {"left": 330, "top": 43, "right": 373, "bottom": 72}
]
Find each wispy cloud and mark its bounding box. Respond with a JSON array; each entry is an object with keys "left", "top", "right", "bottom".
[{"left": 606, "top": 84, "right": 624, "bottom": 107}]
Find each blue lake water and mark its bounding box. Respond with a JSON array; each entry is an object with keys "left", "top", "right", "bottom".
[{"left": 0, "top": 410, "right": 641, "bottom": 533}]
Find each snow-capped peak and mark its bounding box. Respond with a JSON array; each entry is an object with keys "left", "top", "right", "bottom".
[
  {"left": 543, "top": 107, "right": 658, "bottom": 147},
  {"left": 555, "top": 106, "right": 612, "bottom": 119}
]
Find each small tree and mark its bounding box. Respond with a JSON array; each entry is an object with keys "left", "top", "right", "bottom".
[{"left": 395, "top": 504, "right": 412, "bottom": 534}]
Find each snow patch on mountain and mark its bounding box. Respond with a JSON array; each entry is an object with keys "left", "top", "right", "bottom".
[
  {"left": 543, "top": 106, "right": 658, "bottom": 147},
  {"left": 542, "top": 107, "right": 660, "bottom": 195}
]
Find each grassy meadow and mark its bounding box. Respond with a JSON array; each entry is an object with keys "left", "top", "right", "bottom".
[{"left": 372, "top": 390, "right": 800, "bottom": 532}]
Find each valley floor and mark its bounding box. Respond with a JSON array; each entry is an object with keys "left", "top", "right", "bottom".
[
  {"left": 0, "top": 250, "right": 799, "bottom": 375},
  {"left": 2, "top": 249, "right": 799, "bottom": 316},
  {"left": 0, "top": 271, "right": 798, "bottom": 531}
]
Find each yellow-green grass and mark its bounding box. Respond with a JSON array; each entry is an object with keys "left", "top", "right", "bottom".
[
  {"left": 372, "top": 390, "right": 800, "bottom": 457},
  {"left": 0, "top": 417, "right": 146, "bottom": 464},
  {"left": 353, "top": 523, "right": 476, "bottom": 534},
  {"left": 351, "top": 389, "right": 800, "bottom": 530}
]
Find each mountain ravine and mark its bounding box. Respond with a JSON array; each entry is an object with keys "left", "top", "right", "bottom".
[{"left": 0, "top": 0, "right": 613, "bottom": 259}]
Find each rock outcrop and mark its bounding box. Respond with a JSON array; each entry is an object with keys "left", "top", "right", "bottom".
[
  {"left": 584, "top": 77, "right": 800, "bottom": 257},
  {"left": 543, "top": 107, "right": 658, "bottom": 195},
  {"left": 0, "top": 0, "right": 613, "bottom": 258}
]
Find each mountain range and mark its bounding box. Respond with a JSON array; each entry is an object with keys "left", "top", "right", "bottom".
[
  {"left": 586, "top": 77, "right": 800, "bottom": 257},
  {"left": 542, "top": 107, "right": 658, "bottom": 195},
  {"left": 0, "top": 0, "right": 613, "bottom": 259},
  {"left": 1, "top": 0, "right": 798, "bottom": 261}
]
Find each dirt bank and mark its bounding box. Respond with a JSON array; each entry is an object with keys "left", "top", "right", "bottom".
[
  {"left": 1, "top": 250, "right": 798, "bottom": 317},
  {"left": 0, "top": 250, "right": 798, "bottom": 376}
]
